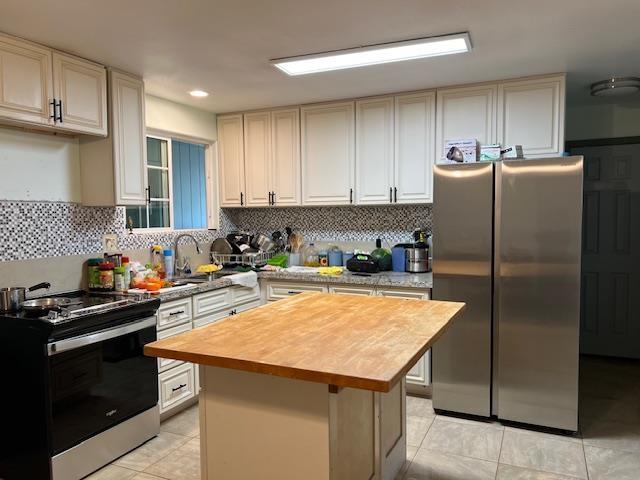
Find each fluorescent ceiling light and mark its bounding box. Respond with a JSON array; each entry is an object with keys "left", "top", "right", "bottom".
[
  {"left": 272, "top": 33, "right": 471, "bottom": 76},
  {"left": 189, "top": 90, "right": 209, "bottom": 97}
]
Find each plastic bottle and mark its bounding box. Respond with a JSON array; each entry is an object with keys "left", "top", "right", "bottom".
[
  {"left": 114, "top": 267, "right": 126, "bottom": 292},
  {"left": 303, "top": 243, "right": 320, "bottom": 267},
  {"left": 163, "top": 249, "right": 174, "bottom": 280},
  {"left": 122, "top": 256, "right": 131, "bottom": 288}
]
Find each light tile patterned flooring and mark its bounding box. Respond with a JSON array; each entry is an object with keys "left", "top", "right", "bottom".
[{"left": 88, "top": 356, "right": 640, "bottom": 480}]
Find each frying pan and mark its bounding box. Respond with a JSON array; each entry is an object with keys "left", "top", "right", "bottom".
[{"left": 21, "top": 297, "right": 83, "bottom": 314}]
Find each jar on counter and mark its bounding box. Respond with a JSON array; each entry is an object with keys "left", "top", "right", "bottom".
[
  {"left": 122, "top": 256, "right": 131, "bottom": 288},
  {"left": 98, "top": 262, "right": 115, "bottom": 291},
  {"left": 318, "top": 250, "right": 328, "bottom": 267},
  {"left": 114, "top": 267, "right": 126, "bottom": 292},
  {"left": 87, "top": 258, "right": 103, "bottom": 290}
]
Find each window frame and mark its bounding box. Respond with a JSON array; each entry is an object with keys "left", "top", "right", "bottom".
[{"left": 128, "top": 130, "right": 219, "bottom": 233}]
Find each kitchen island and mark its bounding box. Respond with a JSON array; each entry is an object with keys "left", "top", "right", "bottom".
[{"left": 145, "top": 292, "right": 464, "bottom": 480}]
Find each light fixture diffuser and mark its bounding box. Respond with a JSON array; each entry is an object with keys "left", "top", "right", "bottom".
[
  {"left": 189, "top": 90, "right": 209, "bottom": 98},
  {"left": 272, "top": 33, "right": 471, "bottom": 76},
  {"left": 590, "top": 77, "right": 640, "bottom": 97}
]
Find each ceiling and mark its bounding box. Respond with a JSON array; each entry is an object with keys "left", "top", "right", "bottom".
[{"left": 1, "top": 0, "right": 639, "bottom": 113}]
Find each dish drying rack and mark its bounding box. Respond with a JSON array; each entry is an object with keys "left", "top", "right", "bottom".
[{"left": 211, "top": 250, "right": 278, "bottom": 268}]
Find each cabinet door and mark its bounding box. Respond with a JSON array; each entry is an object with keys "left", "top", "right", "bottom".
[
  {"left": 217, "top": 114, "right": 246, "bottom": 207},
  {"left": 52, "top": 52, "right": 107, "bottom": 136},
  {"left": 244, "top": 111, "right": 271, "bottom": 206},
  {"left": 497, "top": 75, "right": 565, "bottom": 158},
  {"left": 301, "top": 101, "right": 355, "bottom": 205},
  {"left": 394, "top": 92, "right": 435, "bottom": 204},
  {"left": 436, "top": 84, "right": 497, "bottom": 161},
  {"left": 355, "top": 97, "right": 394, "bottom": 205},
  {"left": 0, "top": 33, "right": 53, "bottom": 126},
  {"left": 111, "top": 70, "right": 147, "bottom": 205},
  {"left": 271, "top": 108, "right": 301, "bottom": 206}
]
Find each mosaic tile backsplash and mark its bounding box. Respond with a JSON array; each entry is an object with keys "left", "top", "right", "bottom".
[
  {"left": 222, "top": 204, "right": 432, "bottom": 244},
  {"left": 0, "top": 201, "right": 432, "bottom": 262},
  {"left": 0, "top": 201, "right": 219, "bottom": 262}
]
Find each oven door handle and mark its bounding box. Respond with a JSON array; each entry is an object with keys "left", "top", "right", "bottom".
[{"left": 47, "top": 316, "right": 157, "bottom": 356}]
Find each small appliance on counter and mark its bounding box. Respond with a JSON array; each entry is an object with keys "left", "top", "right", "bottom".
[
  {"left": 405, "top": 247, "right": 430, "bottom": 273},
  {"left": 346, "top": 253, "right": 379, "bottom": 274}
]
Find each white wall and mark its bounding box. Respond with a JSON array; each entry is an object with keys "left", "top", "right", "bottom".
[
  {"left": 566, "top": 100, "right": 640, "bottom": 140},
  {"left": 145, "top": 95, "right": 217, "bottom": 141},
  {"left": 0, "top": 128, "right": 81, "bottom": 202}
]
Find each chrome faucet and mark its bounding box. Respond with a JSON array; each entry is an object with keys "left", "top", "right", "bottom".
[{"left": 174, "top": 234, "right": 201, "bottom": 277}]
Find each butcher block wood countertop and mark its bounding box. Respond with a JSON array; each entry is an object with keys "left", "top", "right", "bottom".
[{"left": 144, "top": 292, "right": 465, "bottom": 392}]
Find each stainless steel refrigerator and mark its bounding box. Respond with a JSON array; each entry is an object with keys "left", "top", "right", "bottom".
[{"left": 431, "top": 157, "right": 583, "bottom": 431}]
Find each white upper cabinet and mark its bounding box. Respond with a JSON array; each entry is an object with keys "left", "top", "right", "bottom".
[
  {"left": 111, "top": 71, "right": 146, "bottom": 205},
  {"left": 355, "top": 96, "right": 394, "bottom": 205},
  {"left": 301, "top": 101, "right": 355, "bottom": 205},
  {"left": 270, "top": 108, "right": 301, "bottom": 206},
  {"left": 394, "top": 91, "right": 435, "bottom": 204},
  {"left": 79, "top": 70, "right": 146, "bottom": 206},
  {"left": 243, "top": 111, "right": 271, "bottom": 207},
  {"left": 218, "top": 114, "right": 246, "bottom": 207},
  {"left": 0, "top": 33, "right": 53, "bottom": 126},
  {"left": 497, "top": 74, "right": 565, "bottom": 158},
  {"left": 52, "top": 52, "right": 107, "bottom": 136},
  {"left": 436, "top": 84, "right": 497, "bottom": 161}
]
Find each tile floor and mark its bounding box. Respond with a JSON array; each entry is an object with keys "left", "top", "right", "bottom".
[{"left": 88, "top": 355, "right": 640, "bottom": 480}]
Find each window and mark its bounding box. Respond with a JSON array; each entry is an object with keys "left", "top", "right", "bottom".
[{"left": 126, "top": 135, "right": 210, "bottom": 231}]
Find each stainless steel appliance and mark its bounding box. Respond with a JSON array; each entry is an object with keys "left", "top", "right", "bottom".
[
  {"left": 0, "top": 292, "right": 161, "bottom": 480},
  {"left": 405, "top": 247, "right": 429, "bottom": 273},
  {"left": 431, "top": 157, "right": 583, "bottom": 432}
]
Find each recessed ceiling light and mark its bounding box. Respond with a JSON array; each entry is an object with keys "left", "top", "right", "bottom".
[
  {"left": 590, "top": 77, "right": 640, "bottom": 97},
  {"left": 271, "top": 32, "right": 472, "bottom": 76},
  {"left": 189, "top": 90, "right": 209, "bottom": 98}
]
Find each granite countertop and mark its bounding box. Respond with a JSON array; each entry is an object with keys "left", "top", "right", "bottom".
[{"left": 156, "top": 270, "right": 432, "bottom": 302}]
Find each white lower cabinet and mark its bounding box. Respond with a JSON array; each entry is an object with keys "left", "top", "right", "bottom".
[
  {"left": 157, "top": 322, "right": 191, "bottom": 373},
  {"left": 377, "top": 287, "right": 431, "bottom": 391},
  {"left": 328, "top": 285, "right": 375, "bottom": 296},
  {"left": 266, "top": 282, "right": 327, "bottom": 302},
  {"left": 159, "top": 362, "right": 196, "bottom": 414}
]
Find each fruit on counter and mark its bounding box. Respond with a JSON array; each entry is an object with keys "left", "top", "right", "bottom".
[
  {"left": 371, "top": 238, "right": 392, "bottom": 271},
  {"left": 196, "top": 263, "right": 223, "bottom": 273}
]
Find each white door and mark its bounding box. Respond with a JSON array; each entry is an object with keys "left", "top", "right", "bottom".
[
  {"left": 271, "top": 108, "right": 301, "bottom": 206},
  {"left": 301, "top": 101, "right": 355, "bottom": 205},
  {"left": 111, "top": 70, "right": 147, "bottom": 205},
  {"left": 436, "top": 84, "right": 497, "bottom": 161},
  {"left": 394, "top": 91, "right": 435, "bottom": 204},
  {"left": 243, "top": 111, "right": 271, "bottom": 207},
  {"left": 0, "top": 33, "right": 53, "bottom": 126},
  {"left": 52, "top": 52, "right": 107, "bottom": 136},
  {"left": 355, "top": 96, "right": 394, "bottom": 205},
  {"left": 217, "top": 114, "right": 246, "bottom": 207},
  {"left": 497, "top": 75, "right": 565, "bottom": 158}
]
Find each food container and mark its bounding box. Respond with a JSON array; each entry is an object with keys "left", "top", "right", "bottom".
[
  {"left": 98, "top": 262, "right": 115, "bottom": 291},
  {"left": 391, "top": 245, "right": 408, "bottom": 272},
  {"left": 342, "top": 251, "right": 354, "bottom": 267},
  {"left": 114, "top": 267, "right": 126, "bottom": 292},
  {"left": 328, "top": 248, "right": 343, "bottom": 267},
  {"left": 318, "top": 250, "right": 328, "bottom": 266},
  {"left": 288, "top": 252, "right": 301, "bottom": 266},
  {"left": 87, "top": 258, "right": 103, "bottom": 290}
]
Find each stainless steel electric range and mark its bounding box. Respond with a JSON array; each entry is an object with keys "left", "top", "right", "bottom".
[{"left": 0, "top": 291, "right": 161, "bottom": 480}]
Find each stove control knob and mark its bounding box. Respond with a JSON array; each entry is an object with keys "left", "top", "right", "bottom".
[{"left": 47, "top": 310, "right": 59, "bottom": 320}]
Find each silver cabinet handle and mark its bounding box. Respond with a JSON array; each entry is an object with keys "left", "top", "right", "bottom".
[{"left": 47, "top": 316, "right": 156, "bottom": 356}]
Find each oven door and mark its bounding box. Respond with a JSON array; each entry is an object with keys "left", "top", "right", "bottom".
[{"left": 47, "top": 317, "right": 158, "bottom": 455}]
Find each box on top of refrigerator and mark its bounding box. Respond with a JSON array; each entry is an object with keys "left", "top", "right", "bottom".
[{"left": 441, "top": 139, "right": 478, "bottom": 164}]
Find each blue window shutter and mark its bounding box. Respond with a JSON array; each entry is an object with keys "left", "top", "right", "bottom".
[{"left": 172, "top": 140, "right": 207, "bottom": 229}]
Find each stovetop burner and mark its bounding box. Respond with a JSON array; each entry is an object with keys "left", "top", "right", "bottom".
[{"left": 1, "top": 290, "right": 161, "bottom": 341}]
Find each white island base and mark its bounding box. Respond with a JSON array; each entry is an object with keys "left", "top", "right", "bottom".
[{"left": 198, "top": 366, "right": 407, "bottom": 480}]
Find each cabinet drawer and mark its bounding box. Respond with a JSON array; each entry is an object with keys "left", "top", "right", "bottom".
[
  {"left": 266, "top": 282, "right": 327, "bottom": 301},
  {"left": 193, "top": 288, "right": 233, "bottom": 318},
  {"left": 328, "top": 285, "right": 375, "bottom": 296},
  {"left": 235, "top": 299, "right": 262, "bottom": 314},
  {"left": 377, "top": 288, "right": 430, "bottom": 300},
  {"left": 157, "top": 298, "right": 192, "bottom": 331},
  {"left": 159, "top": 363, "right": 196, "bottom": 413},
  {"left": 193, "top": 308, "right": 232, "bottom": 329},
  {"left": 232, "top": 285, "right": 261, "bottom": 306},
  {"left": 157, "top": 322, "right": 192, "bottom": 372}
]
